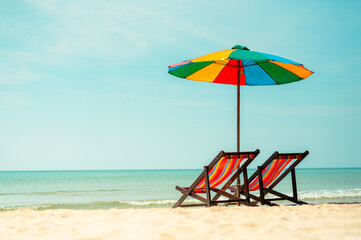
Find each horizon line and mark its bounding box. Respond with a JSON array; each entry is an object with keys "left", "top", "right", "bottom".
[{"left": 1, "top": 167, "right": 361, "bottom": 172}]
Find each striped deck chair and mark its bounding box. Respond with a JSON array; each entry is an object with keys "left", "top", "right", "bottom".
[
  {"left": 229, "top": 151, "right": 309, "bottom": 206},
  {"left": 173, "top": 149, "right": 260, "bottom": 208}
]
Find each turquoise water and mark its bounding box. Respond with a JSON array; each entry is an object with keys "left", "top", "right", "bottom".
[{"left": 0, "top": 169, "right": 360, "bottom": 210}]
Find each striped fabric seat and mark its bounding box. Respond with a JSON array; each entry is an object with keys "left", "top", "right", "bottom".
[
  {"left": 248, "top": 154, "right": 302, "bottom": 191},
  {"left": 224, "top": 151, "right": 309, "bottom": 206},
  {"left": 186, "top": 154, "right": 254, "bottom": 193},
  {"left": 173, "top": 150, "right": 260, "bottom": 208}
]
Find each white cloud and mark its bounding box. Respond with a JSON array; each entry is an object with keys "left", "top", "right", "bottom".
[
  {"left": 0, "top": 92, "right": 31, "bottom": 107},
  {"left": 26, "top": 0, "right": 228, "bottom": 60},
  {"left": 0, "top": 0, "right": 230, "bottom": 86},
  {"left": 0, "top": 65, "right": 44, "bottom": 86}
]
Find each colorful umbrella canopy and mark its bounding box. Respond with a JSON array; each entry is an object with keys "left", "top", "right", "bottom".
[{"left": 168, "top": 45, "right": 313, "bottom": 86}]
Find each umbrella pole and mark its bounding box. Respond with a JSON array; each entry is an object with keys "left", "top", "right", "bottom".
[{"left": 236, "top": 60, "right": 241, "bottom": 205}]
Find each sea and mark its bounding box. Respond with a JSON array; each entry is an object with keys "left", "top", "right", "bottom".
[{"left": 0, "top": 168, "right": 360, "bottom": 211}]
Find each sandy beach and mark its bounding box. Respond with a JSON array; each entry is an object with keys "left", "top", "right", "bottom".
[{"left": 0, "top": 204, "right": 360, "bottom": 240}]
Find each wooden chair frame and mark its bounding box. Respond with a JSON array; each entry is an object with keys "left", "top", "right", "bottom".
[
  {"left": 173, "top": 149, "right": 260, "bottom": 208},
  {"left": 231, "top": 150, "right": 309, "bottom": 206}
]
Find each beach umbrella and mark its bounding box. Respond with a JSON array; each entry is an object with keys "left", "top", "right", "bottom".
[
  {"left": 168, "top": 45, "right": 313, "bottom": 152},
  {"left": 168, "top": 45, "right": 313, "bottom": 198}
]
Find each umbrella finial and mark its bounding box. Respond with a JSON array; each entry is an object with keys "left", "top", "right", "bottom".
[{"left": 232, "top": 45, "right": 249, "bottom": 50}]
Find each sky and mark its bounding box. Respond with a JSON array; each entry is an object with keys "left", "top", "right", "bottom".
[{"left": 0, "top": 0, "right": 360, "bottom": 170}]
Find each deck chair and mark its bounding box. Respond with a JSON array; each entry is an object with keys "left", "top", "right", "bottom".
[
  {"left": 228, "top": 151, "right": 309, "bottom": 206},
  {"left": 173, "top": 149, "right": 260, "bottom": 208}
]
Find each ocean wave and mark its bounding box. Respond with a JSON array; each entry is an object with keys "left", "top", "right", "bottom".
[
  {"left": 299, "top": 189, "right": 361, "bottom": 199},
  {"left": 1, "top": 189, "right": 360, "bottom": 211},
  {"left": 0, "top": 199, "right": 200, "bottom": 211}
]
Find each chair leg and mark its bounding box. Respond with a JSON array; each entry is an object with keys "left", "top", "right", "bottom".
[
  {"left": 204, "top": 166, "right": 212, "bottom": 207},
  {"left": 243, "top": 169, "right": 250, "bottom": 204},
  {"left": 257, "top": 166, "right": 265, "bottom": 205},
  {"left": 291, "top": 168, "right": 298, "bottom": 202}
]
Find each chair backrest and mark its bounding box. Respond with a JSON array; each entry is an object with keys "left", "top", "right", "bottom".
[
  {"left": 194, "top": 152, "right": 257, "bottom": 192},
  {"left": 248, "top": 152, "right": 307, "bottom": 191}
]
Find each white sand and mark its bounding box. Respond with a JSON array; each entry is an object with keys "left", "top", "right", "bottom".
[{"left": 0, "top": 204, "right": 360, "bottom": 240}]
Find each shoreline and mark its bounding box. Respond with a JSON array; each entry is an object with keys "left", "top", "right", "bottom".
[
  {"left": 1, "top": 200, "right": 361, "bottom": 212},
  {"left": 0, "top": 203, "right": 360, "bottom": 240}
]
